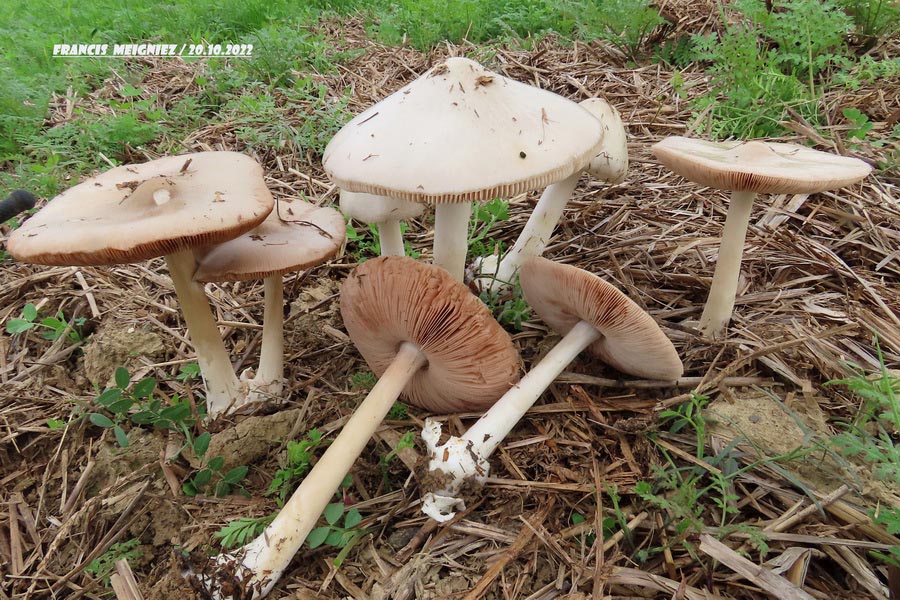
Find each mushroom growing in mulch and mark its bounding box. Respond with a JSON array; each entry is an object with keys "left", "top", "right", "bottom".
[
  {"left": 323, "top": 56, "right": 605, "bottom": 280},
  {"left": 473, "top": 96, "right": 630, "bottom": 293},
  {"left": 193, "top": 198, "right": 345, "bottom": 409},
  {"left": 7, "top": 152, "right": 274, "bottom": 418},
  {"left": 651, "top": 137, "right": 872, "bottom": 339},
  {"left": 422, "top": 256, "right": 683, "bottom": 521},
  {"left": 191, "top": 256, "right": 520, "bottom": 598},
  {"left": 339, "top": 190, "right": 424, "bottom": 256}
]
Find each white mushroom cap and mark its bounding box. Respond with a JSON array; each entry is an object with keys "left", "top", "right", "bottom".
[
  {"left": 8, "top": 152, "right": 273, "bottom": 265},
  {"left": 580, "top": 98, "right": 628, "bottom": 184},
  {"left": 652, "top": 137, "right": 872, "bottom": 194},
  {"left": 324, "top": 57, "right": 605, "bottom": 204},
  {"left": 339, "top": 190, "right": 425, "bottom": 224}
]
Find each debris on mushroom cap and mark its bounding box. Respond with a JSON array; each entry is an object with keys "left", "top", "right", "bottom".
[
  {"left": 581, "top": 98, "right": 629, "bottom": 184},
  {"left": 519, "top": 257, "right": 683, "bottom": 381},
  {"left": 324, "top": 57, "right": 605, "bottom": 204},
  {"left": 651, "top": 137, "right": 872, "bottom": 195},
  {"left": 193, "top": 200, "right": 346, "bottom": 282},
  {"left": 339, "top": 190, "right": 425, "bottom": 223},
  {"left": 8, "top": 152, "right": 274, "bottom": 266},
  {"left": 340, "top": 256, "right": 521, "bottom": 412}
]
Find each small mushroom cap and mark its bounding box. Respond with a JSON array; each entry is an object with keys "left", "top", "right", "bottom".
[
  {"left": 520, "top": 257, "right": 683, "bottom": 380},
  {"left": 339, "top": 190, "right": 425, "bottom": 224},
  {"left": 193, "top": 200, "right": 346, "bottom": 282},
  {"left": 324, "top": 57, "right": 605, "bottom": 204},
  {"left": 341, "top": 256, "right": 521, "bottom": 412},
  {"left": 652, "top": 137, "right": 872, "bottom": 194},
  {"left": 8, "top": 152, "right": 274, "bottom": 266},
  {"left": 580, "top": 98, "right": 628, "bottom": 184}
]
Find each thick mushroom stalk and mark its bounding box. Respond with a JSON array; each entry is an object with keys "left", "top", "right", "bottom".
[
  {"left": 196, "top": 342, "right": 426, "bottom": 599},
  {"left": 475, "top": 98, "right": 627, "bottom": 294},
  {"left": 239, "top": 274, "right": 285, "bottom": 403},
  {"left": 339, "top": 190, "right": 424, "bottom": 257},
  {"left": 422, "top": 257, "right": 683, "bottom": 521},
  {"left": 433, "top": 202, "right": 472, "bottom": 279}
]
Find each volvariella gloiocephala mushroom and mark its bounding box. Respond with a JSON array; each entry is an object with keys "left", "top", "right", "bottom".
[
  {"left": 422, "top": 257, "right": 682, "bottom": 521},
  {"left": 651, "top": 137, "right": 871, "bottom": 338},
  {"left": 338, "top": 190, "right": 424, "bottom": 256},
  {"left": 323, "top": 57, "right": 605, "bottom": 280},
  {"left": 473, "top": 97, "right": 628, "bottom": 294}
]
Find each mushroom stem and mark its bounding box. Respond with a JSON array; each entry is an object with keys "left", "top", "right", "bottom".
[
  {"left": 211, "top": 342, "right": 427, "bottom": 598},
  {"left": 422, "top": 319, "right": 600, "bottom": 521},
  {"left": 477, "top": 172, "right": 580, "bottom": 292},
  {"left": 377, "top": 220, "right": 405, "bottom": 256},
  {"left": 433, "top": 202, "right": 472, "bottom": 280},
  {"left": 256, "top": 274, "right": 284, "bottom": 385},
  {"left": 165, "top": 249, "right": 242, "bottom": 418},
  {"left": 698, "top": 191, "right": 756, "bottom": 338}
]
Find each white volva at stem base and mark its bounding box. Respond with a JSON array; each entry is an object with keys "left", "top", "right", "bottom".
[
  {"left": 475, "top": 172, "right": 580, "bottom": 293},
  {"left": 422, "top": 320, "right": 600, "bottom": 521},
  {"left": 698, "top": 191, "right": 756, "bottom": 339},
  {"left": 377, "top": 220, "right": 405, "bottom": 256},
  {"left": 238, "top": 275, "right": 286, "bottom": 408},
  {"left": 165, "top": 249, "right": 243, "bottom": 418},
  {"left": 433, "top": 202, "right": 472, "bottom": 280},
  {"left": 199, "top": 342, "right": 427, "bottom": 599}
]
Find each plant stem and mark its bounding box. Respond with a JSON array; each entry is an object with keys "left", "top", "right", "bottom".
[
  {"left": 698, "top": 191, "right": 756, "bottom": 339},
  {"left": 433, "top": 202, "right": 472, "bottom": 280},
  {"left": 377, "top": 220, "right": 404, "bottom": 256},
  {"left": 235, "top": 342, "right": 426, "bottom": 597},
  {"left": 165, "top": 249, "right": 242, "bottom": 418},
  {"left": 256, "top": 274, "right": 284, "bottom": 385}
]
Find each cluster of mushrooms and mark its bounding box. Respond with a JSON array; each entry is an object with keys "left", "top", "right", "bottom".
[{"left": 6, "top": 57, "right": 871, "bottom": 598}]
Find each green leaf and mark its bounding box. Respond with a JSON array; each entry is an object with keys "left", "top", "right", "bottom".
[
  {"left": 208, "top": 456, "right": 225, "bottom": 472},
  {"left": 223, "top": 465, "right": 248, "bottom": 484},
  {"left": 5, "top": 319, "right": 35, "bottom": 334},
  {"left": 89, "top": 413, "right": 115, "bottom": 428},
  {"left": 96, "top": 388, "right": 123, "bottom": 407},
  {"left": 214, "top": 482, "right": 231, "bottom": 497},
  {"left": 46, "top": 418, "right": 66, "bottom": 430},
  {"left": 130, "top": 411, "right": 156, "bottom": 424},
  {"left": 193, "top": 432, "right": 211, "bottom": 457},
  {"left": 40, "top": 317, "right": 64, "bottom": 330},
  {"left": 344, "top": 508, "right": 362, "bottom": 529},
  {"left": 114, "top": 426, "right": 129, "bottom": 448},
  {"left": 324, "top": 502, "right": 344, "bottom": 526},
  {"left": 132, "top": 377, "right": 156, "bottom": 399},
  {"left": 325, "top": 529, "right": 344, "bottom": 546},
  {"left": 192, "top": 468, "right": 212, "bottom": 488},
  {"left": 115, "top": 367, "right": 130, "bottom": 389},
  {"left": 182, "top": 481, "right": 198, "bottom": 496},
  {"left": 306, "top": 526, "right": 330, "bottom": 549},
  {"left": 23, "top": 303, "right": 38, "bottom": 321},
  {"left": 107, "top": 398, "right": 135, "bottom": 415}
]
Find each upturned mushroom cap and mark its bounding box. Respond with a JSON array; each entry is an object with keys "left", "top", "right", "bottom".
[
  {"left": 581, "top": 98, "right": 628, "bottom": 184},
  {"left": 341, "top": 256, "right": 521, "bottom": 412},
  {"left": 193, "top": 200, "right": 346, "bottom": 282},
  {"left": 651, "top": 137, "right": 872, "bottom": 194},
  {"left": 339, "top": 190, "right": 425, "bottom": 223},
  {"left": 324, "top": 57, "right": 605, "bottom": 204},
  {"left": 520, "top": 257, "right": 683, "bottom": 380},
  {"left": 8, "top": 152, "right": 274, "bottom": 265}
]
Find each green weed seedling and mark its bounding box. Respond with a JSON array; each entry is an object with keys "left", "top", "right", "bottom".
[
  {"left": 386, "top": 401, "right": 408, "bottom": 420},
  {"left": 870, "top": 506, "right": 900, "bottom": 568},
  {"left": 6, "top": 302, "right": 85, "bottom": 343},
  {"left": 84, "top": 538, "right": 142, "bottom": 585},
  {"left": 350, "top": 370, "right": 377, "bottom": 391},
  {"left": 306, "top": 491, "right": 366, "bottom": 566},
  {"left": 346, "top": 222, "right": 419, "bottom": 262},
  {"left": 216, "top": 514, "right": 276, "bottom": 549},
  {"left": 267, "top": 429, "right": 324, "bottom": 505},
  {"left": 467, "top": 197, "right": 509, "bottom": 259},
  {"left": 176, "top": 362, "right": 201, "bottom": 382},
  {"left": 479, "top": 282, "right": 532, "bottom": 331},
  {"left": 183, "top": 432, "right": 249, "bottom": 498}
]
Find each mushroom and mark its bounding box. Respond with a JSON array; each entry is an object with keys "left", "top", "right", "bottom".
[
  {"left": 422, "top": 256, "right": 683, "bottom": 521},
  {"left": 193, "top": 199, "right": 345, "bottom": 408},
  {"left": 323, "top": 57, "right": 605, "bottom": 280},
  {"left": 195, "top": 256, "right": 520, "bottom": 598},
  {"left": 473, "top": 97, "right": 629, "bottom": 293},
  {"left": 651, "top": 137, "right": 872, "bottom": 338},
  {"left": 7, "top": 152, "right": 274, "bottom": 418},
  {"left": 339, "top": 190, "right": 424, "bottom": 256}
]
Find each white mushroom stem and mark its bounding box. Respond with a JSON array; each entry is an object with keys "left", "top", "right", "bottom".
[
  {"left": 477, "top": 172, "right": 580, "bottom": 292},
  {"left": 377, "top": 220, "right": 405, "bottom": 256},
  {"left": 204, "top": 342, "right": 427, "bottom": 599},
  {"left": 165, "top": 248, "right": 243, "bottom": 417},
  {"left": 433, "top": 202, "right": 472, "bottom": 280},
  {"left": 698, "top": 191, "right": 756, "bottom": 338},
  {"left": 422, "top": 319, "right": 600, "bottom": 521},
  {"left": 256, "top": 275, "right": 284, "bottom": 384}
]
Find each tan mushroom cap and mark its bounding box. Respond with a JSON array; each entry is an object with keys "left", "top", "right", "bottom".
[
  {"left": 324, "top": 57, "right": 605, "bottom": 204},
  {"left": 520, "top": 257, "right": 683, "bottom": 380},
  {"left": 193, "top": 200, "right": 346, "bottom": 282},
  {"left": 339, "top": 190, "right": 425, "bottom": 223},
  {"left": 341, "top": 256, "right": 521, "bottom": 412},
  {"left": 652, "top": 137, "right": 872, "bottom": 194},
  {"left": 8, "top": 152, "right": 274, "bottom": 266}
]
